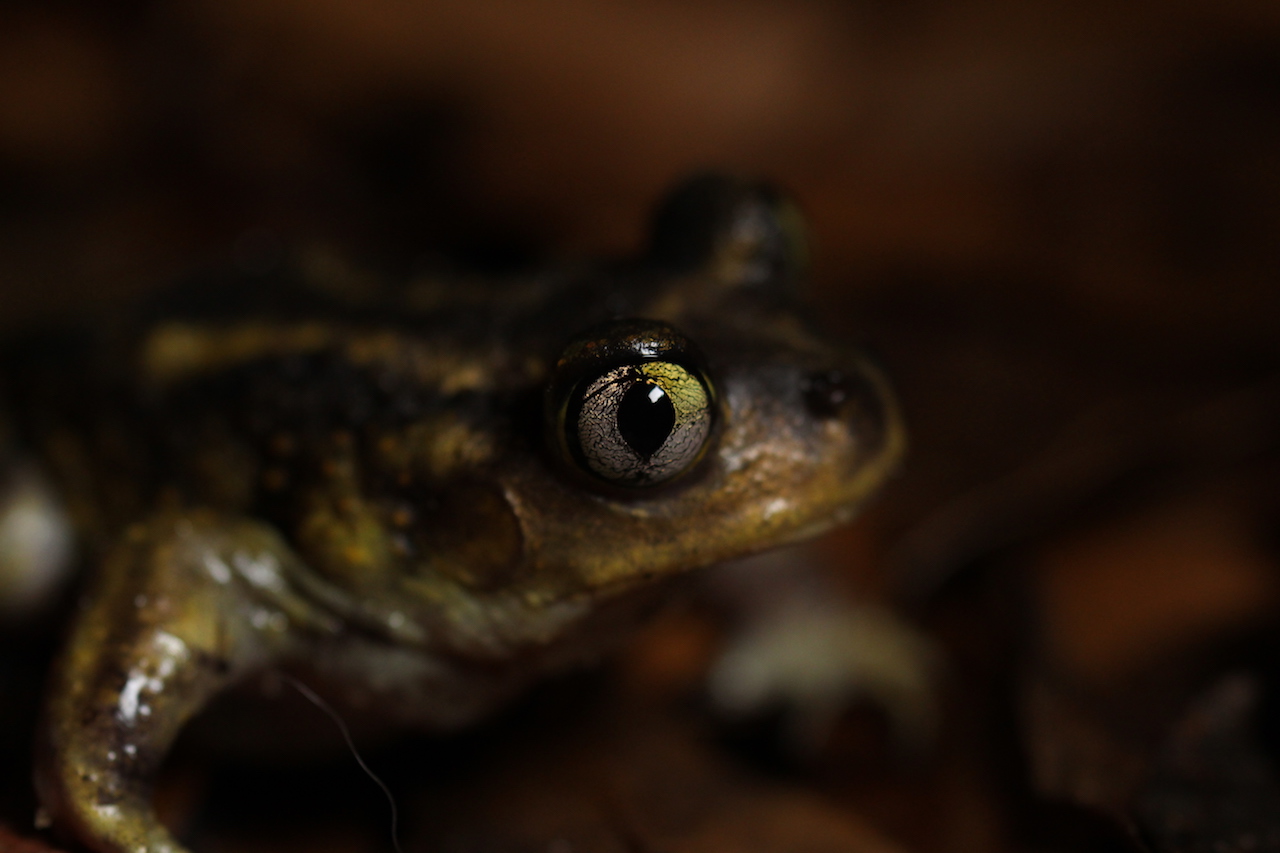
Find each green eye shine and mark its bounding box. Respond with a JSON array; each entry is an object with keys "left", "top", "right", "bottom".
[{"left": 548, "top": 321, "right": 718, "bottom": 488}]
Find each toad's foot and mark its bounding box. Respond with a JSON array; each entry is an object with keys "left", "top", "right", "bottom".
[
  {"left": 34, "top": 511, "right": 337, "bottom": 853},
  {"left": 707, "top": 598, "right": 939, "bottom": 755}
]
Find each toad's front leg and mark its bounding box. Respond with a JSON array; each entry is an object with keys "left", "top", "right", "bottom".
[{"left": 34, "top": 511, "right": 339, "bottom": 853}]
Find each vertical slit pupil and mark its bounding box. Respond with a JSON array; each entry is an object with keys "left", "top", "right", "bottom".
[{"left": 618, "top": 381, "right": 675, "bottom": 458}]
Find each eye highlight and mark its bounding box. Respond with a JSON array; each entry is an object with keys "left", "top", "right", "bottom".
[{"left": 548, "top": 321, "right": 717, "bottom": 489}]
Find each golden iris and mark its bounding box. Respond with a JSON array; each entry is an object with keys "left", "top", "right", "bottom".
[{"left": 548, "top": 320, "right": 717, "bottom": 489}]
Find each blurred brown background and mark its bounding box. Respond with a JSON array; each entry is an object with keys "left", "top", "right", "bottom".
[{"left": 5, "top": 1, "right": 1280, "bottom": 851}]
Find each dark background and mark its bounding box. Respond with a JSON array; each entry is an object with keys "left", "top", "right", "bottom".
[{"left": 4, "top": 2, "right": 1280, "bottom": 851}]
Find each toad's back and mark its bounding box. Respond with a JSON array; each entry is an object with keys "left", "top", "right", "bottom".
[
  {"left": 2, "top": 176, "right": 905, "bottom": 853},
  {"left": 2, "top": 258, "right": 630, "bottom": 545}
]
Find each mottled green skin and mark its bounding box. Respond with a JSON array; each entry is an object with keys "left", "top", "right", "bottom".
[{"left": 4, "top": 177, "right": 904, "bottom": 853}]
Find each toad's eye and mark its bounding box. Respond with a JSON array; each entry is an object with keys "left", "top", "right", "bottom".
[
  {"left": 548, "top": 320, "right": 718, "bottom": 489},
  {"left": 575, "top": 360, "right": 712, "bottom": 486}
]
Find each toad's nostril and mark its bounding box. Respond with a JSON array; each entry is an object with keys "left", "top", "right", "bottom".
[{"left": 802, "top": 369, "right": 858, "bottom": 418}]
